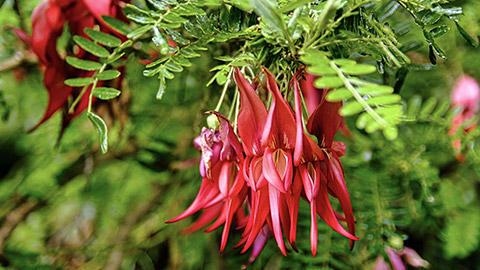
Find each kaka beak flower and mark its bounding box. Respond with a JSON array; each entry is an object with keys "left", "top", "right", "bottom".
[
  {"left": 167, "top": 113, "right": 246, "bottom": 253},
  {"left": 306, "top": 95, "right": 358, "bottom": 250},
  {"left": 293, "top": 75, "right": 358, "bottom": 256},
  {"left": 233, "top": 68, "right": 276, "bottom": 254}
]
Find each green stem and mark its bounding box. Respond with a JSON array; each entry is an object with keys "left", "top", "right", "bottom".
[
  {"left": 330, "top": 61, "right": 388, "bottom": 127},
  {"left": 214, "top": 67, "right": 234, "bottom": 112}
]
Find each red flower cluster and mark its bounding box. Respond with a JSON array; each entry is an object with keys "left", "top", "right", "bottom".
[
  {"left": 167, "top": 67, "right": 358, "bottom": 260},
  {"left": 28, "top": 0, "right": 129, "bottom": 130}
]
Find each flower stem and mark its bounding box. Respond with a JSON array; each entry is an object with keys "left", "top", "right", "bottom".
[{"left": 214, "top": 67, "right": 234, "bottom": 112}]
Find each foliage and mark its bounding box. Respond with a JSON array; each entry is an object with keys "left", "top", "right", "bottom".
[{"left": 0, "top": 0, "right": 480, "bottom": 269}]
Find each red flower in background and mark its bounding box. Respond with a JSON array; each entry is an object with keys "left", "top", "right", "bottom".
[
  {"left": 167, "top": 67, "right": 358, "bottom": 261},
  {"left": 27, "top": 0, "right": 130, "bottom": 130},
  {"left": 448, "top": 74, "right": 480, "bottom": 161}
]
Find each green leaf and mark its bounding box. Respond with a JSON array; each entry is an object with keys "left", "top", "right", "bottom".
[
  {"left": 157, "top": 76, "right": 166, "bottom": 100},
  {"left": 165, "top": 29, "right": 188, "bottom": 45},
  {"left": 147, "top": 0, "right": 169, "bottom": 10},
  {"left": 455, "top": 21, "right": 478, "bottom": 48},
  {"left": 159, "top": 67, "right": 174, "bottom": 79},
  {"left": 366, "top": 94, "right": 401, "bottom": 106},
  {"left": 87, "top": 112, "right": 108, "bottom": 154},
  {"left": 84, "top": 28, "right": 122, "bottom": 47},
  {"left": 177, "top": 4, "right": 206, "bottom": 16},
  {"left": 152, "top": 28, "right": 170, "bottom": 54},
  {"left": 249, "top": 0, "right": 284, "bottom": 33},
  {"left": 124, "top": 5, "right": 155, "bottom": 24},
  {"left": 92, "top": 87, "right": 121, "bottom": 100},
  {"left": 421, "top": 11, "right": 442, "bottom": 25},
  {"left": 430, "top": 25, "right": 450, "bottom": 38},
  {"left": 314, "top": 76, "right": 344, "bottom": 88},
  {"left": 339, "top": 101, "right": 364, "bottom": 116},
  {"left": 163, "top": 13, "right": 188, "bottom": 24},
  {"left": 433, "top": 100, "right": 450, "bottom": 117},
  {"left": 407, "top": 95, "right": 422, "bottom": 118},
  {"left": 165, "top": 61, "right": 183, "bottom": 72},
  {"left": 215, "top": 55, "right": 234, "bottom": 61},
  {"left": 326, "top": 88, "right": 352, "bottom": 102},
  {"left": 73, "top": 36, "right": 110, "bottom": 58},
  {"left": 145, "top": 56, "right": 169, "bottom": 68},
  {"left": 97, "top": 70, "right": 121, "bottom": 80},
  {"left": 356, "top": 112, "right": 370, "bottom": 129},
  {"left": 340, "top": 64, "right": 377, "bottom": 75},
  {"left": 382, "top": 126, "right": 398, "bottom": 140},
  {"left": 127, "top": 25, "right": 154, "bottom": 39},
  {"left": 64, "top": 77, "right": 94, "bottom": 87},
  {"left": 172, "top": 55, "right": 192, "bottom": 67},
  {"left": 306, "top": 64, "right": 336, "bottom": 76},
  {"left": 102, "top": 15, "right": 132, "bottom": 35},
  {"left": 106, "top": 52, "right": 125, "bottom": 64},
  {"left": 333, "top": 59, "right": 356, "bottom": 66},
  {"left": 356, "top": 85, "right": 394, "bottom": 96},
  {"left": 180, "top": 48, "right": 201, "bottom": 58},
  {"left": 184, "top": 22, "right": 202, "bottom": 38},
  {"left": 418, "top": 97, "right": 437, "bottom": 118},
  {"left": 66, "top": 56, "right": 102, "bottom": 71}
]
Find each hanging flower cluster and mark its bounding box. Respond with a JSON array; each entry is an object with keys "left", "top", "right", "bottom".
[
  {"left": 167, "top": 67, "right": 358, "bottom": 261},
  {"left": 27, "top": 0, "right": 130, "bottom": 130}
]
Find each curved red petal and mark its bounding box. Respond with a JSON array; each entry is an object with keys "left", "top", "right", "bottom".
[
  {"left": 261, "top": 67, "right": 296, "bottom": 149},
  {"left": 166, "top": 178, "right": 219, "bottom": 223},
  {"left": 268, "top": 186, "right": 287, "bottom": 256},
  {"left": 262, "top": 148, "right": 287, "bottom": 193},
  {"left": 234, "top": 67, "right": 267, "bottom": 156},
  {"left": 307, "top": 98, "right": 342, "bottom": 148}
]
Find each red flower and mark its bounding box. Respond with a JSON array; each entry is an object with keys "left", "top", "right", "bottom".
[
  {"left": 167, "top": 113, "right": 246, "bottom": 252},
  {"left": 28, "top": 0, "right": 130, "bottom": 130},
  {"left": 168, "top": 67, "right": 358, "bottom": 260}
]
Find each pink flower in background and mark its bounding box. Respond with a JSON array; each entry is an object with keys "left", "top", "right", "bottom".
[
  {"left": 374, "top": 246, "right": 429, "bottom": 270},
  {"left": 449, "top": 75, "right": 480, "bottom": 161}
]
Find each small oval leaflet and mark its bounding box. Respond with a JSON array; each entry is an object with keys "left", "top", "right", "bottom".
[
  {"left": 165, "top": 61, "right": 183, "bottom": 73},
  {"left": 84, "top": 28, "right": 121, "bottom": 47},
  {"left": 340, "top": 64, "right": 377, "bottom": 75},
  {"left": 87, "top": 112, "right": 108, "bottom": 154},
  {"left": 66, "top": 56, "right": 102, "bottom": 71},
  {"left": 73, "top": 36, "right": 110, "bottom": 58},
  {"left": 97, "top": 70, "right": 121, "bottom": 81},
  {"left": 101, "top": 15, "right": 132, "bottom": 36},
  {"left": 340, "top": 101, "right": 364, "bottom": 116},
  {"left": 326, "top": 88, "right": 352, "bottom": 102},
  {"left": 64, "top": 77, "right": 94, "bottom": 87},
  {"left": 92, "top": 87, "right": 121, "bottom": 100},
  {"left": 314, "top": 76, "right": 344, "bottom": 88}
]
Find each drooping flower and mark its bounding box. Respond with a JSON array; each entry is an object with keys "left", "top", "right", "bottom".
[
  {"left": 448, "top": 74, "right": 480, "bottom": 161},
  {"left": 168, "top": 67, "right": 358, "bottom": 260},
  {"left": 376, "top": 246, "right": 429, "bottom": 270},
  {"left": 28, "top": 0, "right": 130, "bottom": 130},
  {"left": 167, "top": 112, "right": 247, "bottom": 252}
]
